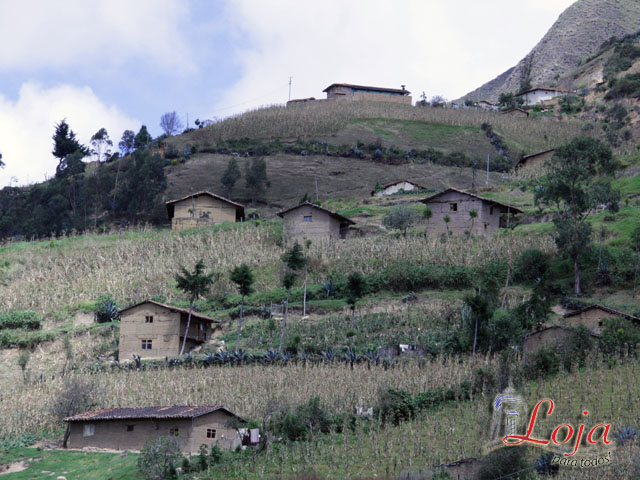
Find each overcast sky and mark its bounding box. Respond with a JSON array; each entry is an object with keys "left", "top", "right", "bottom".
[{"left": 0, "top": 0, "right": 576, "bottom": 188}]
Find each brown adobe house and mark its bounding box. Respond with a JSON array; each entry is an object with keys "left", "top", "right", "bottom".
[
  {"left": 118, "top": 300, "right": 221, "bottom": 360},
  {"left": 166, "top": 191, "right": 245, "bottom": 231},
  {"left": 563, "top": 304, "right": 640, "bottom": 335},
  {"left": 500, "top": 107, "right": 529, "bottom": 118},
  {"left": 371, "top": 180, "right": 426, "bottom": 197},
  {"left": 65, "top": 405, "right": 244, "bottom": 453},
  {"left": 323, "top": 83, "right": 412, "bottom": 105},
  {"left": 419, "top": 188, "right": 522, "bottom": 236},
  {"left": 277, "top": 202, "right": 355, "bottom": 245},
  {"left": 523, "top": 325, "right": 600, "bottom": 356},
  {"left": 514, "top": 148, "right": 555, "bottom": 172}
]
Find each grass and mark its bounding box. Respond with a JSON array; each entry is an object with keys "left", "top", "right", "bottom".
[{"left": 0, "top": 447, "right": 139, "bottom": 480}]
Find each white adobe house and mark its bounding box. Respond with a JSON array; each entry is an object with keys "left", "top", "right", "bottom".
[
  {"left": 371, "top": 180, "right": 426, "bottom": 197},
  {"left": 516, "top": 87, "right": 570, "bottom": 105}
]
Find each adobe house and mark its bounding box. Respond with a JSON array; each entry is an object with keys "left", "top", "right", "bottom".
[
  {"left": 323, "top": 83, "right": 412, "bottom": 105},
  {"left": 118, "top": 300, "right": 221, "bottom": 360},
  {"left": 500, "top": 107, "right": 529, "bottom": 118},
  {"left": 166, "top": 191, "right": 245, "bottom": 231},
  {"left": 65, "top": 405, "right": 244, "bottom": 453},
  {"left": 286, "top": 97, "right": 316, "bottom": 106},
  {"left": 563, "top": 304, "right": 640, "bottom": 335},
  {"left": 516, "top": 87, "right": 570, "bottom": 105},
  {"left": 514, "top": 148, "right": 555, "bottom": 173},
  {"left": 277, "top": 202, "right": 355, "bottom": 245},
  {"left": 524, "top": 325, "right": 601, "bottom": 356},
  {"left": 432, "top": 458, "right": 480, "bottom": 480},
  {"left": 478, "top": 100, "right": 498, "bottom": 111},
  {"left": 419, "top": 188, "right": 522, "bottom": 236},
  {"left": 371, "top": 180, "right": 426, "bottom": 197}
]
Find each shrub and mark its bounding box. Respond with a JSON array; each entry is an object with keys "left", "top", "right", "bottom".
[
  {"left": 600, "top": 318, "right": 640, "bottom": 355},
  {"left": 138, "top": 436, "right": 182, "bottom": 480},
  {"left": 375, "top": 388, "right": 414, "bottom": 426},
  {"left": 274, "top": 397, "right": 334, "bottom": 441},
  {"left": 477, "top": 447, "right": 529, "bottom": 480},
  {"left": 527, "top": 347, "right": 561, "bottom": 379},
  {"left": 487, "top": 309, "right": 524, "bottom": 352},
  {"left": 513, "top": 249, "right": 549, "bottom": 284},
  {"left": 94, "top": 294, "right": 120, "bottom": 323},
  {"left": 0, "top": 311, "right": 42, "bottom": 330}
]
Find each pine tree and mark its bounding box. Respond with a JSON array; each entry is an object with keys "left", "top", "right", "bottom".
[
  {"left": 230, "top": 264, "right": 255, "bottom": 354},
  {"left": 221, "top": 158, "right": 241, "bottom": 197}
]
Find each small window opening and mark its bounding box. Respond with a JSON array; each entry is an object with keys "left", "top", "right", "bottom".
[
  {"left": 127, "top": 425, "right": 135, "bottom": 432},
  {"left": 490, "top": 206, "right": 494, "bottom": 215},
  {"left": 141, "top": 339, "right": 152, "bottom": 350},
  {"left": 304, "top": 216, "right": 313, "bottom": 222},
  {"left": 449, "top": 203, "right": 458, "bottom": 212},
  {"left": 207, "top": 428, "right": 217, "bottom": 439},
  {"left": 145, "top": 315, "right": 153, "bottom": 324},
  {"left": 83, "top": 424, "right": 95, "bottom": 437},
  {"left": 169, "top": 428, "right": 179, "bottom": 436}
]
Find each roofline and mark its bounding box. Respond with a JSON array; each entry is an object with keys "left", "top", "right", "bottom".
[
  {"left": 166, "top": 191, "right": 245, "bottom": 221},
  {"left": 520, "top": 148, "right": 555, "bottom": 161},
  {"left": 419, "top": 188, "right": 523, "bottom": 214},
  {"left": 516, "top": 87, "right": 571, "bottom": 97},
  {"left": 371, "top": 180, "right": 427, "bottom": 195},
  {"left": 118, "top": 300, "right": 221, "bottom": 323},
  {"left": 322, "top": 83, "right": 411, "bottom": 95},
  {"left": 65, "top": 405, "right": 243, "bottom": 423},
  {"left": 563, "top": 304, "right": 640, "bottom": 322},
  {"left": 501, "top": 108, "right": 529, "bottom": 115},
  {"left": 527, "top": 325, "right": 600, "bottom": 338},
  {"left": 276, "top": 202, "right": 356, "bottom": 225}
]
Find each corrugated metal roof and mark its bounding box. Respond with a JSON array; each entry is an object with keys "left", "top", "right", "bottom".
[
  {"left": 322, "top": 83, "right": 410, "bottom": 95},
  {"left": 66, "top": 405, "right": 239, "bottom": 422},
  {"left": 118, "top": 300, "right": 221, "bottom": 323}
]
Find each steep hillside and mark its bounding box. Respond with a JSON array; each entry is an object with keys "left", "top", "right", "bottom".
[{"left": 461, "top": 0, "right": 640, "bottom": 102}]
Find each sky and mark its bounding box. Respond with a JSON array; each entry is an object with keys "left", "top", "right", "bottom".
[{"left": 0, "top": 0, "right": 576, "bottom": 188}]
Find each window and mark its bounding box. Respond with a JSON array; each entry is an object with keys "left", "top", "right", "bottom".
[
  {"left": 449, "top": 203, "right": 458, "bottom": 212},
  {"left": 127, "top": 425, "right": 135, "bottom": 432},
  {"left": 83, "top": 424, "right": 95, "bottom": 437},
  {"left": 207, "top": 428, "right": 217, "bottom": 439},
  {"left": 145, "top": 315, "right": 153, "bottom": 324},
  {"left": 490, "top": 206, "right": 494, "bottom": 215},
  {"left": 141, "top": 339, "right": 152, "bottom": 350},
  {"left": 169, "top": 428, "right": 179, "bottom": 436},
  {"left": 303, "top": 216, "right": 313, "bottom": 222}
]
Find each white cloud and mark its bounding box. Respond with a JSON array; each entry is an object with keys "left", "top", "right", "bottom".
[
  {"left": 211, "top": 0, "right": 577, "bottom": 116},
  {"left": 0, "top": 82, "right": 139, "bottom": 187},
  {"left": 0, "top": 0, "right": 194, "bottom": 73}
]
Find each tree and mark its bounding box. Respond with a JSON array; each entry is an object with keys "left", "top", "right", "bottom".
[
  {"left": 90, "top": 128, "right": 113, "bottom": 162},
  {"left": 118, "top": 130, "right": 135, "bottom": 156},
  {"left": 278, "top": 242, "right": 306, "bottom": 352},
  {"left": 245, "top": 157, "right": 270, "bottom": 201},
  {"left": 302, "top": 239, "right": 312, "bottom": 317},
  {"left": 382, "top": 204, "right": 419, "bottom": 236},
  {"left": 51, "top": 377, "right": 98, "bottom": 448},
  {"left": 56, "top": 150, "right": 87, "bottom": 179},
  {"left": 175, "top": 259, "right": 216, "bottom": 356},
  {"left": 17, "top": 350, "right": 29, "bottom": 383},
  {"left": 469, "top": 209, "right": 478, "bottom": 233},
  {"left": 345, "top": 272, "right": 366, "bottom": 347},
  {"left": 423, "top": 206, "right": 432, "bottom": 224},
  {"left": 632, "top": 225, "right": 640, "bottom": 297},
  {"left": 497, "top": 92, "right": 524, "bottom": 111},
  {"left": 221, "top": 158, "right": 241, "bottom": 197},
  {"left": 230, "top": 263, "right": 255, "bottom": 354},
  {"left": 443, "top": 215, "right": 451, "bottom": 235},
  {"left": 0, "top": 152, "right": 4, "bottom": 168},
  {"left": 534, "top": 137, "right": 619, "bottom": 296},
  {"left": 160, "top": 111, "right": 184, "bottom": 136},
  {"left": 134, "top": 125, "right": 153, "bottom": 150},
  {"left": 52, "top": 119, "right": 89, "bottom": 161},
  {"left": 138, "top": 436, "right": 182, "bottom": 480}
]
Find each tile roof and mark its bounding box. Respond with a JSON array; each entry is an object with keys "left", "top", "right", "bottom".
[
  {"left": 118, "top": 300, "right": 221, "bottom": 323},
  {"left": 419, "top": 187, "right": 523, "bottom": 214},
  {"left": 276, "top": 202, "right": 355, "bottom": 225},
  {"left": 165, "top": 191, "right": 245, "bottom": 220},
  {"left": 323, "top": 83, "right": 410, "bottom": 95},
  {"left": 563, "top": 304, "right": 640, "bottom": 323},
  {"left": 66, "top": 405, "right": 240, "bottom": 422},
  {"left": 516, "top": 87, "right": 571, "bottom": 96}
]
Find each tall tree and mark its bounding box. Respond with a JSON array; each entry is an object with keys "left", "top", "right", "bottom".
[
  {"left": 90, "top": 128, "right": 113, "bottom": 163},
  {"left": 118, "top": 129, "right": 135, "bottom": 156},
  {"left": 245, "top": 157, "right": 270, "bottom": 202},
  {"left": 52, "top": 119, "right": 89, "bottom": 161},
  {"left": 0, "top": 152, "right": 4, "bottom": 168},
  {"left": 345, "top": 272, "right": 366, "bottom": 348},
  {"left": 279, "top": 242, "right": 306, "bottom": 352},
  {"left": 175, "top": 259, "right": 216, "bottom": 356},
  {"left": 160, "top": 111, "right": 184, "bottom": 136},
  {"left": 134, "top": 125, "right": 153, "bottom": 150},
  {"left": 56, "top": 150, "right": 86, "bottom": 179},
  {"left": 230, "top": 264, "right": 255, "bottom": 354},
  {"left": 221, "top": 158, "right": 241, "bottom": 197},
  {"left": 534, "top": 137, "right": 619, "bottom": 296}
]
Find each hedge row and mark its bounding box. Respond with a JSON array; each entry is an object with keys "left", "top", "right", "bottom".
[{"left": 0, "top": 311, "right": 42, "bottom": 331}]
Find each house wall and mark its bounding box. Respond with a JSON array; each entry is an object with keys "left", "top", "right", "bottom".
[
  {"left": 517, "top": 150, "right": 554, "bottom": 172},
  {"left": 171, "top": 196, "right": 238, "bottom": 231},
  {"left": 565, "top": 310, "right": 621, "bottom": 335},
  {"left": 67, "top": 412, "right": 241, "bottom": 454},
  {"left": 282, "top": 206, "right": 345, "bottom": 245},
  {"left": 521, "top": 90, "right": 562, "bottom": 105},
  {"left": 423, "top": 192, "right": 503, "bottom": 236},
  {"left": 119, "top": 304, "right": 181, "bottom": 360},
  {"left": 325, "top": 86, "right": 412, "bottom": 105},
  {"left": 180, "top": 315, "right": 216, "bottom": 345},
  {"left": 523, "top": 328, "right": 573, "bottom": 356},
  {"left": 375, "top": 182, "right": 421, "bottom": 197}
]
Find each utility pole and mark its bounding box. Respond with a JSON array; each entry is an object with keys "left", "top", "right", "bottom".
[
  {"left": 288, "top": 76, "right": 293, "bottom": 101},
  {"left": 486, "top": 154, "right": 490, "bottom": 186},
  {"left": 315, "top": 176, "right": 319, "bottom": 202}
]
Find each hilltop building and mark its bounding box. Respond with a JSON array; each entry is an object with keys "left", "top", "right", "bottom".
[
  {"left": 420, "top": 188, "right": 522, "bottom": 236},
  {"left": 118, "top": 300, "right": 221, "bottom": 360},
  {"left": 516, "top": 87, "right": 570, "bottom": 105},
  {"left": 371, "top": 180, "right": 426, "bottom": 197},
  {"left": 65, "top": 405, "right": 244, "bottom": 453},
  {"left": 287, "top": 83, "right": 412, "bottom": 106},
  {"left": 277, "top": 202, "right": 355, "bottom": 245},
  {"left": 166, "top": 191, "right": 245, "bottom": 231}
]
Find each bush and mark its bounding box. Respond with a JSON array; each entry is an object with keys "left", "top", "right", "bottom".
[
  {"left": 527, "top": 347, "right": 560, "bottom": 379},
  {"left": 94, "top": 294, "right": 120, "bottom": 323},
  {"left": 0, "top": 329, "right": 56, "bottom": 349},
  {"left": 600, "top": 318, "right": 640, "bottom": 355},
  {"left": 375, "top": 388, "right": 415, "bottom": 426},
  {"left": 274, "top": 397, "right": 334, "bottom": 441},
  {"left": 487, "top": 309, "right": 524, "bottom": 352},
  {"left": 477, "top": 447, "right": 529, "bottom": 480},
  {"left": 513, "top": 249, "right": 549, "bottom": 284},
  {"left": 138, "top": 436, "right": 182, "bottom": 480},
  {"left": 0, "top": 311, "right": 42, "bottom": 330}
]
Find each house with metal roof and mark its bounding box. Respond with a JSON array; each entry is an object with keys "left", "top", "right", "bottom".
[
  {"left": 118, "top": 300, "right": 221, "bottom": 360},
  {"left": 166, "top": 191, "right": 245, "bottom": 231},
  {"left": 323, "top": 83, "right": 412, "bottom": 105},
  {"left": 277, "top": 202, "right": 355, "bottom": 245},
  {"left": 419, "top": 188, "right": 522, "bottom": 236},
  {"left": 371, "top": 180, "right": 427, "bottom": 197},
  {"left": 65, "top": 405, "right": 244, "bottom": 453}
]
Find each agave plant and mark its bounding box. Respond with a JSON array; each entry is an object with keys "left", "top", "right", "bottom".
[
  {"left": 262, "top": 349, "right": 279, "bottom": 364},
  {"left": 132, "top": 354, "right": 142, "bottom": 370},
  {"left": 613, "top": 426, "right": 637, "bottom": 446},
  {"left": 214, "top": 350, "right": 231, "bottom": 365},
  {"left": 202, "top": 352, "right": 216, "bottom": 365},
  {"left": 321, "top": 349, "right": 336, "bottom": 362}
]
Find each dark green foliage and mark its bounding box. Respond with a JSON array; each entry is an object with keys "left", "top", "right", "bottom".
[
  {"left": 209, "top": 445, "right": 222, "bottom": 465},
  {"left": 0, "top": 329, "right": 56, "bottom": 349},
  {"left": 245, "top": 157, "right": 270, "bottom": 200},
  {"left": 282, "top": 241, "right": 306, "bottom": 271},
  {"left": 134, "top": 125, "right": 153, "bottom": 150},
  {"left": 558, "top": 325, "right": 595, "bottom": 370},
  {"left": 94, "top": 294, "right": 120, "bottom": 323},
  {"left": 497, "top": 92, "right": 524, "bottom": 111},
  {"left": 0, "top": 311, "right": 42, "bottom": 330},
  {"left": 282, "top": 271, "right": 296, "bottom": 290},
  {"left": 56, "top": 150, "right": 87, "bottom": 179},
  {"left": 527, "top": 347, "right": 561, "bottom": 379},
  {"left": 513, "top": 249, "right": 549, "bottom": 284},
  {"left": 477, "top": 446, "right": 530, "bottom": 480},
  {"left": 230, "top": 264, "right": 255, "bottom": 297},
  {"left": 345, "top": 271, "right": 367, "bottom": 308},
  {"left": 52, "top": 119, "right": 89, "bottom": 162},
  {"left": 176, "top": 259, "right": 215, "bottom": 304},
  {"left": 118, "top": 130, "right": 135, "bottom": 156},
  {"left": 382, "top": 204, "right": 419, "bottom": 236},
  {"left": 221, "top": 158, "right": 241, "bottom": 196},
  {"left": 137, "top": 436, "right": 182, "bottom": 480},
  {"left": 373, "top": 262, "right": 474, "bottom": 292},
  {"left": 559, "top": 95, "right": 585, "bottom": 114},
  {"left": 600, "top": 318, "right": 640, "bottom": 355},
  {"left": 274, "top": 397, "right": 334, "bottom": 441},
  {"left": 606, "top": 73, "right": 640, "bottom": 99},
  {"left": 376, "top": 388, "right": 415, "bottom": 426},
  {"left": 116, "top": 148, "right": 167, "bottom": 221},
  {"left": 536, "top": 452, "right": 559, "bottom": 476},
  {"left": 487, "top": 309, "right": 524, "bottom": 351},
  {"left": 603, "top": 37, "right": 640, "bottom": 80},
  {"left": 601, "top": 103, "right": 630, "bottom": 147}
]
